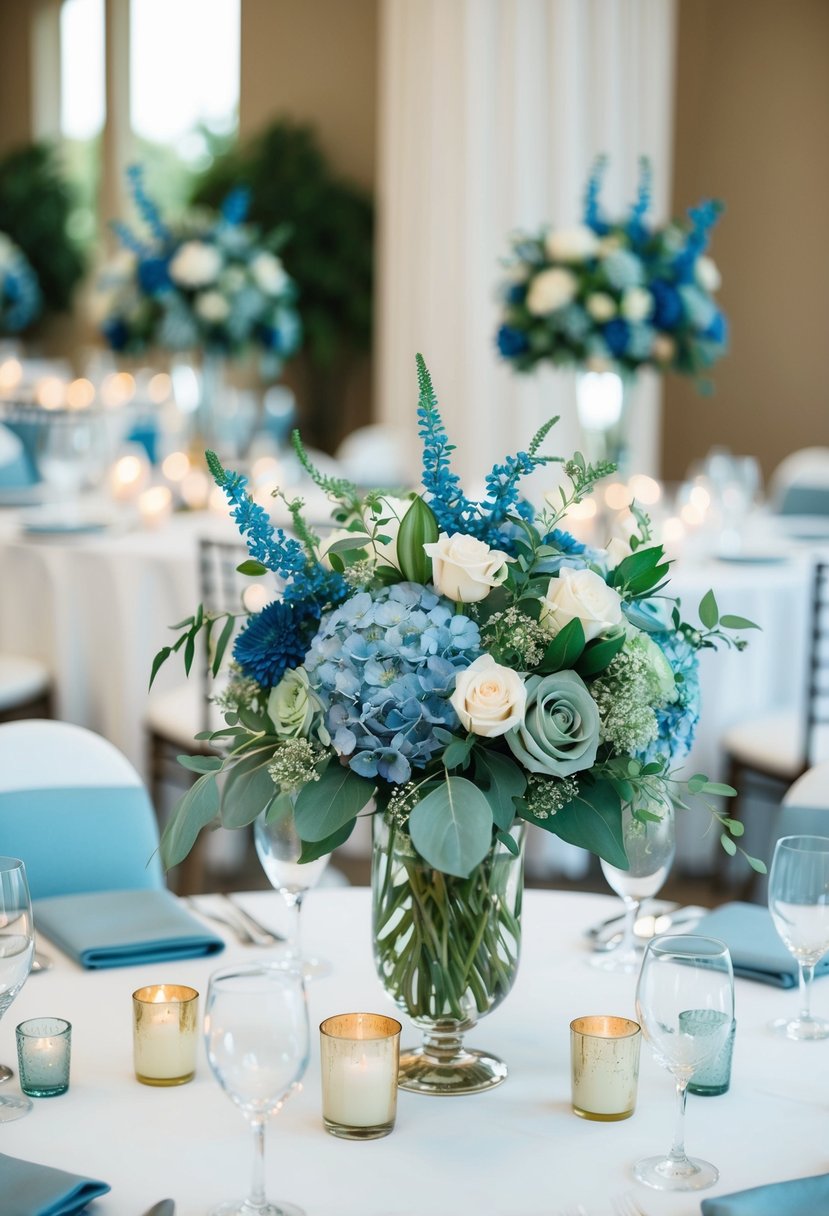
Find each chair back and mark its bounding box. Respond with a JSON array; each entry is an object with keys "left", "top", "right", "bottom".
[
  {"left": 0, "top": 719, "right": 164, "bottom": 899},
  {"left": 195, "top": 535, "right": 261, "bottom": 733},
  {"left": 803, "top": 562, "right": 829, "bottom": 769},
  {"left": 770, "top": 447, "right": 829, "bottom": 516}
]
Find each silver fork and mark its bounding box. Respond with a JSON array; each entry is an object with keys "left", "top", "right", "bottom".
[
  {"left": 220, "top": 894, "right": 284, "bottom": 946},
  {"left": 613, "top": 1193, "right": 648, "bottom": 1216},
  {"left": 185, "top": 897, "right": 260, "bottom": 946}
]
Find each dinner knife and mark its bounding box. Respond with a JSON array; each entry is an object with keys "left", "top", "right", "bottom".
[{"left": 141, "top": 1201, "right": 175, "bottom": 1216}]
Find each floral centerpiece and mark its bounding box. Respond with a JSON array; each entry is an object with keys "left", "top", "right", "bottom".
[
  {"left": 153, "top": 355, "right": 758, "bottom": 1093},
  {"left": 0, "top": 232, "right": 41, "bottom": 335}
]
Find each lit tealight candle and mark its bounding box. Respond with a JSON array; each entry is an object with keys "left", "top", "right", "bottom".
[
  {"left": 138, "top": 484, "right": 173, "bottom": 528},
  {"left": 132, "top": 984, "right": 199, "bottom": 1086},
  {"left": 36, "top": 376, "right": 66, "bottom": 410},
  {"left": 570, "top": 1015, "right": 641, "bottom": 1121},
  {"left": 109, "top": 452, "right": 150, "bottom": 501},
  {"left": 16, "top": 1017, "right": 72, "bottom": 1098},
  {"left": 0, "top": 357, "right": 23, "bottom": 395},
  {"left": 319, "top": 1013, "right": 401, "bottom": 1139},
  {"left": 66, "top": 378, "right": 96, "bottom": 410}
]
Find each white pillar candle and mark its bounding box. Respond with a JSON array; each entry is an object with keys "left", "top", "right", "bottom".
[
  {"left": 570, "top": 1014, "right": 641, "bottom": 1121},
  {"left": 132, "top": 984, "right": 199, "bottom": 1086},
  {"left": 320, "top": 1012, "right": 401, "bottom": 1138}
]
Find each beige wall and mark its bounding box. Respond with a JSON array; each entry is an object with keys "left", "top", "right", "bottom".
[
  {"left": 663, "top": 0, "right": 829, "bottom": 483},
  {"left": 0, "top": 1, "right": 35, "bottom": 155}
]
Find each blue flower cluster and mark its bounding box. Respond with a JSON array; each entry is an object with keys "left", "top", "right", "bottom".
[
  {"left": 219, "top": 469, "right": 307, "bottom": 580},
  {"left": 638, "top": 629, "right": 701, "bottom": 768},
  {"left": 0, "top": 233, "right": 41, "bottom": 335},
  {"left": 233, "top": 599, "right": 315, "bottom": 688},
  {"left": 304, "top": 582, "right": 482, "bottom": 783}
]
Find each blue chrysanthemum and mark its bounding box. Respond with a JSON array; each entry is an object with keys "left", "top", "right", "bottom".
[
  {"left": 496, "top": 323, "right": 530, "bottom": 358},
  {"left": 233, "top": 600, "right": 314, "bottom": 689},
  {"left": 304, "top": 582, "right": 482, "bottom": 783},
  {"left": 650, "top": 280, "right": 683, "bottom": 331},
  {"left": 603, "top": 318, "right": 630, "bottom": 357}
]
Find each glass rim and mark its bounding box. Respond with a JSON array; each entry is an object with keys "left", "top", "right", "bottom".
[
  {"left": 16, "top": 1016, "right": 71, "bottom": 1038},
  {"left": 132, "top": 984, "right": 199, "bottom": 1005},
  {"left": 774, "top": 834, "right": 829, "bottom": 852},
  {"left": 0, "top": 856, "right": 26, "bottom": 872},
  {"left": 643, "top": 933, "right": 731, "bottom": 959},
  {"left": 320, "top": 1012, "right": 402, "bottom": 1041},
  {"left": 570, "top": 1014, "right": 641, "bottom": 1040},
  {"left": 206, "top": 960, "right": 305, "bottom": 988}
]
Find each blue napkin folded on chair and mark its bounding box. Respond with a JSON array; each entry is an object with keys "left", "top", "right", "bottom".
[
  {"left": 0, "top": 1151, "right": 110, "bottom": 1216},
  {"left": 694, "top": 901, "right": 829, "bottom": 988},
  {"left": 33, "top": 887, "right": 225, "bottom": 969},
  {"left": 701, "top": 1172, "right": 829, "bottom": 1215}
]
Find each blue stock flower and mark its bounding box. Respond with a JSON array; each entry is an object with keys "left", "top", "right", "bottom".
[
  {"left": 650, "top": 280, "right": 683, "bottom": 331},
  {"left": 506, "top": 283, "right": 527, "bottom": 306},
  {"left": 603, "top": 318, "right": 630, "bottom": 357},
  {"left": 705, "top": 310, "right": 728, "bottom": 346},
  {"left": 232, "top": 599, "right": 314, "bottom": 688},
  {"left": 137, "top": 257, "right": 171, "bottom": 297},
  {"left": 496, "top": 324, "right": 530, "bottom": 358},
  {"left": 546, "top": 528, "right": 585, "bottom": 555},
  {"left": 102, "top": 317, "right": 129, "bottom": 351}
]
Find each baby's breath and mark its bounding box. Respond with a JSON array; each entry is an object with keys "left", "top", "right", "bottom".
[
  {"left": 525, "top": 775, "right": 579, "bottom": 820},
  {"left": 592, "top": 648, "right": 659, "bottom": 753},
  {"left": 482, "top": 606, "right": 547, "bottom": 669},
  {"left": 385, "top": 781, "right": 419, "bottom": 828},
  {"left": 267, "top": 739, "right": 322, "bottom": 793},
  {"left": 344, "top": 559, "right": 377, "bottom": 589},
  {"left": 212, "top": 665, "right": 262, "bottom": 714}
]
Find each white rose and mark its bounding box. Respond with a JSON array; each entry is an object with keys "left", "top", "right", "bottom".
[
  {"left": 169, "top": 240, "right": 222, "bottom": 289},
  {"left": 539, "top": 567, "right": 624, "bottom": 641},
  {"left": 251, "top": 252, "right": 288, "bottom": 296},
  {"left": 194, "top": 290, "right": 230, "bottom": 323},
  {"left": 652, "top": 333, "right": 676, "bottom": 362},
  {"left": 604, "top": 536, "right": 632, "bottom": 571},
  {"left": 545, "top": 225, "right": 599, "bottom": 263},
  {"left": 423, "top": 532, "right": 511, "bottom": 603},
  {"left": 695, "top": 255, "right": 721, "bottom": 292},
  {"left": 450, "top": 655, "right": 527, "bottom": 738},
  {"left": 526, "top": 267, "right": 578, "bottom": 315},
  {"left": 586, "top": 292, "right": 616, "bottom": 322},
  {"left": 621, "top": 287, "right": 652, "bottom": 323}
]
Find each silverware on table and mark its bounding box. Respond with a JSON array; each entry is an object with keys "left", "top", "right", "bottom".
[
  {"left": 613, "top": 1193, "right": 649, "bottom": 1216},
  {"left": 186, "top": 897, "right": 280, "bottom": 947},
  {"left": 222, "top": 894, "right": 284, "bottom": 946},
  {"left": 141, "top": 1200, "right": 176, "bottom": 1216},
  {"left": 588, "top": 904, "right": 707, "bottom": 952}
]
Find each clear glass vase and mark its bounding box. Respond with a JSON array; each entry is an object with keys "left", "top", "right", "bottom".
[
  {"left": 575, "top": 368, "right": 634, "bottom": 477},
  {"left": 371, "top": 815, "right": 524, "bottom": 1095}
]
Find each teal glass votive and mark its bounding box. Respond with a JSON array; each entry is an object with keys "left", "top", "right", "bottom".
[
  {"left": 681, "top": 1009, "right": 736, "bottom": 1097},
  {"left": 16, "top": 1018, "right": 72, "bottom": 1097}
]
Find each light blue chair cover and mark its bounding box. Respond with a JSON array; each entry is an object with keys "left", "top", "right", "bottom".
[
  {"left": 0, "top": 786, "right": 164, "bottom": 900},
  {"left": 777, "top": 485, "right": 829, "bottom": 516},
  {"left": 0, "top": 423, "right": 37, "bottom": 488}
]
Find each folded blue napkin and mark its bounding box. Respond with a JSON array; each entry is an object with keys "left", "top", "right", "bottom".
[
  {"left": 0, "top": 1151, "right": 110, "bottom": 1216},
  {"left": 33, "top": 888, "right": 224, "bottom": 969},
  {"left": 701, "top": 1172, "right": 829, "bottom": 1215},
  {"left": 694, "top": 902, "right": 829, "bottom": 988}
]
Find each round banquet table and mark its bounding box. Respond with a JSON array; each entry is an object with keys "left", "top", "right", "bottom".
[{"left": 3, "top": 888, "right": 827, "bottom": 1216}]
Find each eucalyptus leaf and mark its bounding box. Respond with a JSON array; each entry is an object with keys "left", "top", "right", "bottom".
[
  {"left": 325, "top": 534, "right": 372, "bottom": 555},
  {"left": 475, "top": 750, "right": 527, "bottom": 831},
  {"left": 519, "top": 779, "right": 627, "bottom": 869},
  {"left": 720, "top": 832, "right": 737, "bottom": 856},
  {"left": 293, "top": 763, "right": 375, "bottom": 842},
  {"left": 408, "top": 777, "right": 493, "bottom": 878},
  {"left": 159, "top": 774, "right": 219, "bottom": 869},
  {"left": 699, "top": 589, "right": 719, "bottom": 629},
  {"left": 719, "top": 614, "right": 760, "bottom": 631},
  {"left": 298, "top": 816, "right": 357, "bottom": 863},
  {"left": 212, "top": 614, "right": 236, "bottom": 677},
  {"left": 177, "top": 754, "right": 223, "bottom": 774},
  {"left": 221, "top": 754, "right": 278, "bottom": 828},
  {"left": 149, "top": 646, "right": 171, "bottom": 690},
  {"left": 495, "top": 828, "right": 520, "bottom": 856}
]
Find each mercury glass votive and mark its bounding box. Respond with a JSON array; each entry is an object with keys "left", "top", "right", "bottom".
[
  {"left": 16, "top": 1018, "right": 71, "bottom": 1097},
  {"left": 683, "top": 1011, "right": 736, "bottom": 1097},
  {"left": 570, "top": 1015, "right": 641, "bottom": 1121},
  {"left": 320, "top": 1013, "right": 402, "bottom": 1139},
  {"left": 132, "top": 984, "right": 199, "bottom": 1086}
]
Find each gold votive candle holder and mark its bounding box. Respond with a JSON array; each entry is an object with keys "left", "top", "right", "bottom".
[
  {"left": 132, "top": 984, "right": 199, "bottom": 1086},
  {"left": 570, "top": 1014, "right": 641, "bottom": 1121},
  {"left": 319, "top": 1012, "right": 402, "bottom": 1139}
]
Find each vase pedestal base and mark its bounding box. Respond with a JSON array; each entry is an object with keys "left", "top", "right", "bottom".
[{"left": 398, "top": 1041, "right": 508, "bottom": 1095}]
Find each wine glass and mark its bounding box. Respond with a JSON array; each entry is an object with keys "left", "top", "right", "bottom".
[
  {"left": 36, "top": 414, "right": 100, "bottom": 515},
  {"left": 0, "top": 856, "right": 35, "bottom": 1122},
  {"left": 768, "top": 834, "right": 829, "bottom": 1040},
  {"left": 634, "top": 934, "right": 734, "bottom": 1191},
  {"left": 204, "top": 961, "right": 310, "bottom": 1216},
  {"left": 592, "top": 804, "right": 675, "bottom": 973},
  {"left": 254, "top": 799, "right": 331, "bottom": 978}
]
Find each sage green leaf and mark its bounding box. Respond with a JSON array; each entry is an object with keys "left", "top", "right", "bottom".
[
  {"left": 720, "top": 832, "right": 737, "bottom": 856},
  {"left": 719, "top": 614, "right": 760, "bottom": 631},
  {"left": 298, "top": 816, "right": 357, "bottom": 863},
  {"left": 611, "top": 546, "right": 666, "bottom": 591},
  {"left": 699, "top": 589, "right": 719, "bottom": 628},
  {"left": 396, "top": 495, "right": 439, "bottom": 584},
  {"left": 442, "top": 736, "right": 474, "bottom": 770},
  {"left": 408, "top": 777, "right": 493, "bottom": 878},
  {"left": 475, "top": 750, "right": 526, "bottom": 831},
  {"left": 293, "top": 763, "right": 375, "bottom": 842},
  {"left": 747, "top": 854, "right": 767, "bottom": 874},
  {"left": 221, "top": 753, "right": 277, "bottom": 828},
  {"left": 159, "top": 774, "right": 219, "bottom": 869},
  {"left": 519, "top": 779, "right": 627, "bottom": 869},
  {"left": 236, "top": 559, "right": 269, "bottom": 576},
  {"left": 177, "top": 754, "right": 223, "bottom": 774},
  {"left": 576, "top": 628, "right": 626, "bottom": 677},
  {"left": 325, "top": 534, "right": 371, "bottom": 555},
  {"left": 149, "top": 646, "right": 171, "bottom": 690},
  {"left": 212, "top": 614, "right": 236, "bottom": 677},
  {"left": 184, "top": 631, "right": 196, "bottom": 676},
  {"left": 538, "top": 617, "right": 585, "bottom": 674},
  {"left": 495, "top": 828, "right": 520, "bottom": 856}
]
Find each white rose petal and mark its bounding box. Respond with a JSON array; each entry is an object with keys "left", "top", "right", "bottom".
[
  {"left": 194, "top": 290, "right": 230, "bottom": 323},
  {"left": 586, "top": 292, "right": 617, "bottom": 322},
  {"left": 450, "top": 655, "right": 527, "bottom": 738},
  {"left": 545, "top": 224, "right": 599, "bottom": 263},
  {"left": 652, "top": 333, "right": 676, "bottom": 362},
  {"left": 423, "top": 532, "right": 512, "bottom": 603},
  {"left": 621, "top": 287, "right": 652, "bottom": 323},
  {"left": 168, "top": 240, "right": 223, "bottom": 289},
  {"left": 539, "top": 567, "right": 624, "bottom": 642},
  {"left": 526, "top": 267, "right": 578, "bottom": 316},
  {"left": 251, "top": 251, "right": 289, "bottom": 296},
  {"left": 695, "top": 255, "right": 721, "bottom": 293},
  {"left": 604, "top": 536, "right": 632, "bottom": 571}
]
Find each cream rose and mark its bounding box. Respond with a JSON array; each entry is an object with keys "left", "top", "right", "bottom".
[
  {"left": 194, "top": 290, "right": 230, "bottom": 323},
  {"left": 545, "top": 224, "right": 599, "bottom": 263},
  {"left": 621, "top": 287, "right": 652, "bottom": 323},
  {"left": 526, "top": 267, "right": 578, "bottom": 315},
  {"left": 168, "top": 240, "right": 222, "bottom": 289},
  {"left": 424, "top": 532, "right": 511, "bottom": 603},
  {"left": 451, "top": 655, "right": 527, "bottom": 738},
  {"left": 695, "top": 255, "right": 721, "bottom": 292},
  {"left": 539, "top": 567, "right": 624, "bottom": 642},
  {"left": 604, "top": 536, "right": 632, "bottom": 571},
  {"left": 586, "top": 292, "right": 616, "bottom": 322},
  {"left": 251, "top": 251, "right": 289, "bottom": 296},
  {"left": 652, "top": 333, "right": 676, "bottom": 362}
]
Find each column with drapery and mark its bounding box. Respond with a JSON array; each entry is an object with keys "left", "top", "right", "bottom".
[{"left": 376, "top": 0, "right": 677, "bottom": 495}]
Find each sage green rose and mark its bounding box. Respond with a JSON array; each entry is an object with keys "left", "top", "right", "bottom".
[
  {"left": 506, "top": 670, "right": 600, "bottom": 777},
  {"left": 267, "top": 667, "right": 316, "bottom": 740}
]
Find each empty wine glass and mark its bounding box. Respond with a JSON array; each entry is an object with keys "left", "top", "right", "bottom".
[
  {"left": 768, "top": 834, "right": 829, "bottom": 1040},
  {"left": 204, "top": 961, "right": 310, "bottom": 1216},
  {"left": 254, "top": 798, "right": 331, "bottom": 978},
  {"left": 0, "top": 856, "right": 35, "bottom": 1122},
  {"left": 592, "top": 803, "right": 675, "bottom": 973},
  {"left": 37, "top": 414, "right": 100, "bottom": 512},
  {"left": 634, "top": 934, "right": 734, "bottom": 1191}
]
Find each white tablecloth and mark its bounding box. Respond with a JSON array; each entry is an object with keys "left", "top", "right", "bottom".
[{"left": 3, "top": 888, "right": 827, "bottom": 1216}]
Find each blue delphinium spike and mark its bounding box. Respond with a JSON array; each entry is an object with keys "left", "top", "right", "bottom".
[
  {"left": 220, "top": 187, "right": 251, "bottom": 226},
  {"left": 627, "top": 156, "right": 652, "bottom": 246},
  {"left": 673, "top": 199, "right": 723, "bottom": 283},
  {"left": 110, "top": 220, "right": 147, "bottom": 257},
  {"left": 126, "top": 164, "right": 170, "bottom": 246},
  {"left": 583, "top": 155, "right": 609, "bottom": 234}
]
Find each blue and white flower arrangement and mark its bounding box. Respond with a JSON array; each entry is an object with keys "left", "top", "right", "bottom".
[
  {"left": 0, "top": 232, "right": 42, "bottom": 335},
  {"left": 153, "top": 354, "right": 760, "bottom": 883},
  {"left": 98, "top": 166, "right": 301, "bottom": 373},
  {"left": 496, "top": 157, "right": 727, "bottom": 384}
]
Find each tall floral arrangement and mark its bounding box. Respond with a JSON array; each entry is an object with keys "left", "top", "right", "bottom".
[
  {"left": 0, "top": 232, "right": 41, "bottom": 335},
  {"left": 98, "top": 166, "right": 301, "bottom": 375},
  {"left": 153, "top": 355, "right": 758, "bottom": 882},
  {"left": 496, "top": 158, "right": 726, "bottom": 384}
]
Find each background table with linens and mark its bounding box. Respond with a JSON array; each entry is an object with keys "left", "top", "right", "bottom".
[{"left": 3, "top": 888, "right": 827, "bottom": 1216}]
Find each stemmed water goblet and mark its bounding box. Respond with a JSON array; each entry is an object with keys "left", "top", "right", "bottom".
[
  {"left": 634, "top": 934, "right": 734, "bottom": 1191},
  {"left": 768, "top": 834, "right": 829, "bottom": 1040},
  {"left": 593, "top": 803, "right": 675, "bottom": 973},
  {"left": 204, "top": 961, "right": 310, "bottom": 1216},
  {"left": 254, "top": 799, "right": 331, "bottom": 978},
  {"left": 0, "top": 856, "right": 35, "bottom": 1122}
]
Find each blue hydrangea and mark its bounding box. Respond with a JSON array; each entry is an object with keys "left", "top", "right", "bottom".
[
  {"left": 650, "top": 280, "right": 683, "bottom": 330},
  {"left": 496, "top": 324, "right": 530, "bottom": 358},
  {"left": 603, "top": 250, "right": 643, "bottom": 291},
  {"left": 603, "top": 318, "right": 630, "bottom": 356},
  {"left": 233, "top": 599, "right": 315, "bottom": 689},
  {"left": 637, "top": 630, "right": 701, "bottom": 767},
  {"left": 305, "top": 582, "right": 482, "bottom": 783}
]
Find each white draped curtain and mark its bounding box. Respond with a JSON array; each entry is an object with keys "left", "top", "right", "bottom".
[{"left": 377, "top": 0, "right": 677, "bottom": 496}]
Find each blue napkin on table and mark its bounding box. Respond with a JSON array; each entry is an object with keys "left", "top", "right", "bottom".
[
  {"left": 33, "top": 887, "right": 224, "bottom": 969},
  {"left": 701, "top": 1172, "right": 829, "bottom": 1215},
  {"left": 0, "top": 1151, "right": 110, "bottom": 1216},
  {"left": 694, "top": 901, "right": 829, "bottom": 988}
]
